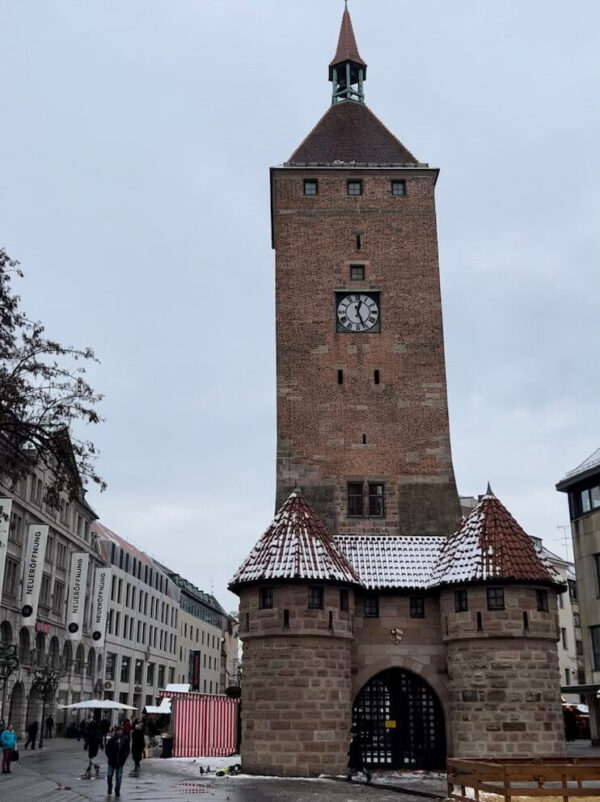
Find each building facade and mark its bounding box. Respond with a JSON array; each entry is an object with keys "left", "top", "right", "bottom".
[
  {"left": 557, "top": 448, "right": 600, "bottom": 742},
  {"left": 230, "top": 7, "right": 566, "bottom": 777},
  {"left": 1, "top": 457, "right": 103, "bottom": 736},
  {"left": 93, "top": 523, "right": 180, "bottom": 713}
]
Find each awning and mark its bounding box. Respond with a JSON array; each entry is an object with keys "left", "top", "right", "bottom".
[{"left": 144, "top": 698, "right": 171, "bottom": 715}]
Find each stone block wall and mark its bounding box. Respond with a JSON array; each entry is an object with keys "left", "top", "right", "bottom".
[
  {"left": 441, "top": 586, "right": 565, "bottom": 757},
  {"left": 238, "top": 584, "right": 354, "bottom": 776}
]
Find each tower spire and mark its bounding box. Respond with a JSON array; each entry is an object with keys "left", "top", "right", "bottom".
[{"left": 329, "top": 3, "right": 367, "bottom": 104}]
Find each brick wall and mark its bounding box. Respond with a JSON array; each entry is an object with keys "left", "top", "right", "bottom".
[
  {"left": 272, "top": 167, "right": 460, "bottom": 536},
  {"left": 441, "top": 586, "right": 566, "bottom": 757},
  {"left": 238, "top": 584, "right": 354, "bottom": 776}
]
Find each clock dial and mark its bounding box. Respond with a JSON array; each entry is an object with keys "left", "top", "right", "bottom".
[{"left": 337, "top": 293, "right": 379, "bottom": 332}]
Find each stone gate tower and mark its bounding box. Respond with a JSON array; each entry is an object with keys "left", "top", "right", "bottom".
[{"left": 272, "top": 5, "right": 461, "bottom": 537}]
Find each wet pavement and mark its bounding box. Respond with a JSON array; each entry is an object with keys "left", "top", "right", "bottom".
[{"left": 2, "top": 738, "right": 440, "bottom": 802}]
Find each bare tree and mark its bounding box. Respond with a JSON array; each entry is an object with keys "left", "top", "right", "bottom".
[{"left": 0, "top": 249, "right": 105, "bottom": 505}]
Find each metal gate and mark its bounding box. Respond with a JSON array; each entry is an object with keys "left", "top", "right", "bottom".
[{"left": 352, "top": 668, "right": 446, "bottom": 770}]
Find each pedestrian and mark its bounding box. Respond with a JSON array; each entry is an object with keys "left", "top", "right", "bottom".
[
  {"left": 105, "top": 725, "right": 130, "bottom": 798},
  {"left": 346, "top": 726, "right": 372, "bottom": 784},
  {"left": 84, "top": 720, "right": 101, "bottom": 777},
  {"left": 122, "top": 718, "right": 131, "bottom": 736},
  {"left": 1, "top": 723, "right": 17, "bottom": 773},
  {"left": 99, "top": 716, "right": 110, "bottom": 748},
  {"left": 131, "top": 723, "right": 145, "bottom": 773},
  {"left": 45, "top": 715, "right": 54, "bottom": 739},
  {"left": 24, "top": 720, "right": 38, "bottom": 750}
]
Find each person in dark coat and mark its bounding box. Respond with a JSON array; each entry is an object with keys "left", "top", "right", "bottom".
[
  {"left": 131, "top": 723, "right": 145, "bottom": 772},
  {"left": 99, "top": 717, "right": 111, "bottom": 748},
  {"left": 45, "top": 715, "right": 54, "bottom": 739},
  {"left": 105, "top": 726, "right": 130, "bottom": 798},
  {"left": 85, "top": 720, "right": 101, "bottom": 776},
  {"left": 346, "top": 727, "right": 372, "bottom": 783},
  {"left": 24, "top": 720, "right": 38, "bottom": 750}
]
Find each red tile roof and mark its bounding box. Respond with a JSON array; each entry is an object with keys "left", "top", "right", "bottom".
[
  {"left": 432, "top": 492, "right": 562, "bottom": 588},
  {"left": 286, "top": 101, "right": 418, "bottom": 166},
  {"left": 229, "top": 490, "right": 361, "bottom": 589},
  {"left": 329, "top": 7, "right": 366, "bottom": 72}
]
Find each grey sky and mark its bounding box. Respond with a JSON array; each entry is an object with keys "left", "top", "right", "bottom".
[{"left": 2, "top": 1, "right": 599, "bottom": 609}]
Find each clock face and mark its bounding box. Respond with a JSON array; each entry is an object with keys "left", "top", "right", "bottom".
[{"left": 336, "top": 293, "right": 380, "bottom": 333}]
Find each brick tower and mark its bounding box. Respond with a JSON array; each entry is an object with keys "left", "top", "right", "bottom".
[
  {"left": 435, "top": 489, "right": 566, "bottom": 757},
  {"left": 272, "top": 5, "right": 460, "bottom": 536}
]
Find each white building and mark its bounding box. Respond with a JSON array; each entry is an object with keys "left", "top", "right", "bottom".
[{"left": 93, "top": 523, "right": 180, "bottom": 713}]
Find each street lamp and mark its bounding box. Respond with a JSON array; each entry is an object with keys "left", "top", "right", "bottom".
[
  {"left": 31, "top": 664, "right": 61, "bottom": 749},
  {"left": 0, "top": 643, "right": 19, "bottom": 721}
]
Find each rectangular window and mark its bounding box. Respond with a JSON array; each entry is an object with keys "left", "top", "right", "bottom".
[
  {"left": 565, "top": 668, "right": 571, "bottom": 685},
  {"left": 592, "top": 627, "right": 600, "bottom": 671},
  {"left": 158, "top": 664, "right": 165, "bottom": 688},
  {"left": 536, "top": 589, "right": 549, "bottom": 612},
  {"left": 347, "top": 482, "right": 364, "bottom": 516},
  {"left": 8, "top": 511, "right": 23, "bottom": 544},
  {"left": 56, "top": 542, "right": 67, "bottom": 569},
  {"left": 454, "top": 590, "right": 468, "bottom": 612},
  {"left": 307, "top": 586, "right": 324, "bottom": 610},
  {"left": 350, "top": 265, "right": 365, "bottom": 281},
  {"left": 581, "top": 489, "right": 591, "bottom": 514},
  {"left": 573, "top": 612, "right": 580, "bottom": 627},
  {"left": 391, "top": 179, "right": 406, "bottom": 196},
  {"left": 303, "top": 179, "right": 318, "bottom": 196},
  {"left": 3, "top": 558, "right": 19, "bottom": 596},
  {"left": 347, "top": 180, "right": 362, "bottom": 196},
  {"left": 364, "top": 594, "right": 379, "bottom": 618},
  {"left": 410, "top": 596, "right": 425, "bottom": 618},
  {"left": 595, "top": 554, "right": 600, "bottom": 597},
  {"left": 53, "top": 581, "right": 64, "bottom": 614},
  {"left": 120, "top": 656, "right": 130, "bottom": 683},
  {"left": 576, "top": 639, "right": 584, "bottom": 656},
  {"left": 339, "top": 589, "right": 349, "bottom": 611},
  {"left": 40, "top": 574, "right": 51, "bottom": 608},
  {"left": 486, "top": 588, "right": 505, "bottom": 610},
  {"left": 561, "top": 627, "right": 568, "bottom": 649},
  {"left": 134, "top": 659, "right": 143, "bottom": 685},
  {"left": 105, "top": 653, "right": 116, "bottom": 681},
  {"left": 568, "top": 579, "right": 578, "bottom": 602},
  {"left": 368, "top": 483, "right": 385, "bottom": 517}
]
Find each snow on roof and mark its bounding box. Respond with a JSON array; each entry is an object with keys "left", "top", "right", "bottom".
[
  {"left": 432, "top": 493, "right": 562, "bottom": 588},
  {"left": 335, "top": 535, "right": 445, "bottom": 590},
  {"left": 229, "top": 490, "right": 361, "bottom": 590}
]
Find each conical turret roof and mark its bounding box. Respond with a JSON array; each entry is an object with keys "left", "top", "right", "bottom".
[
  {"left": 432, "top": 490, "right": 562, "bottom": 588},
  {"left": 329, "top": 6, "right": 366, "bottom": 76},
  {"left": 229, "top": 490, "right": 361, "bottom": 591}
]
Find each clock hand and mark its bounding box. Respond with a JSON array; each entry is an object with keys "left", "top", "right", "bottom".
[{"left": 356, "top": 300, "right": 365, "bottom": 323}]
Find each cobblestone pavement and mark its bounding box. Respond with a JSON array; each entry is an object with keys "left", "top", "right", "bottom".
[{"left": 1, "top": 738, "right": 436, "bottom": 802}]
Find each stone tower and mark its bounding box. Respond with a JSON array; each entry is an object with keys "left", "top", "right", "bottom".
[
  {"left": 229, "top": 490, "right": 361, "bottom": 776},
  {"left": 272, "top": 5, "right": 460, "bottom": 536},
  {"left": 435, "top": 490, "right": 566, "bottom": 757}
]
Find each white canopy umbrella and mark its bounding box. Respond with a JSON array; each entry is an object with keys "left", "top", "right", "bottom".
[{"left": 58, "top": 699, "right": 137, "bottom": 711}]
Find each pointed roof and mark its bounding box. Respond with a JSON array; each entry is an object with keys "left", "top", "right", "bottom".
[
  {"left": 329, "top": 6, "right": 366, "bottom": 77},
  {"left": 285, "top": 101, "right": 419, "bottom": 166},
  {"left": 229, "top": 490, "right": 361, "bottom": 591},
  {"left": 432, "top": 491, "right": 562, "bottom": 588}
]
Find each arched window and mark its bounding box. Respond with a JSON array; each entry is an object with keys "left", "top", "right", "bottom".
[
  {"left": 35, "top": 631, "right": 46, "bottom": 667},
  {"left": 75, "top": 644, "right": 85, "bottom": 675},
  {"left": 97, "top": 652, "right": 103, "bottom": 677},
  {"left": 87, "top": 647, "right": 96, "bottom": 679},
  {"left": 63, "top": 640, "right": 73, "bottom": 673},
  {"left": 0, "top": 620, "right": 12, "bottom": 645},
  {"left": 18, "top": 627, "right": 30, "bottom": 664},
  {"left": 48, "top": 636, "right": 60, "bottom": 670}
]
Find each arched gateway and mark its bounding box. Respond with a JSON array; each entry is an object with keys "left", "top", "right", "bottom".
[{"left": 353, "top": 668, "right": 446, "bottom": 770}]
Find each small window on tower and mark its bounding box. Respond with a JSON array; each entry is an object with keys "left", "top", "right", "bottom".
[
  {"left": 350, "top": 265, "right": 365, "bottom": 281},
  {"left": 368, "top": 483, "right": 384, "bottom": 517},
  {"left": 364, "top": 595, "right": 379, "bottom": 618},
  {"left": 486, "top": 587, "right": 505, "bottom": 610},
  {"left": 391, "top": 180, "right": 406, "bottom": 196},
  {"left": 454, "top": 589, "right": 468, "bottom": 612},
  {"left": 536, "top": 589, "right": 549, "bottom": 612},
  {"left": 347, "top": 180, "right": 363, "bottom": 196},
  {"left": 259, "top": 587, "right": 273, "bottom": 609},
  {"left": 337, "top": 369, "right": 344, "bottom": 384},
  {"left": 410, "top": 596, "right": 425, "bottom": 618},
  {"left": 303, "top": 179, "right": 318, "bottom": 196},
  {"left": 339, "top": 589, "right": 349, "bottom": 611},
  {"left": 307, "top": 586, "right": 324, "bottom": 610},
  {"left": 347, "top": 482, "right": 364, "bottom": 516}
]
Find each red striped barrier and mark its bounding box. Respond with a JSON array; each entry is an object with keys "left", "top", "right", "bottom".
[{"left": 159, "top": 691, "right": 238, "bottom": 758}]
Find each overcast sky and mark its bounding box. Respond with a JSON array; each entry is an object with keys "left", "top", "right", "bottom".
[{"left": 2, "top": 0, "right": 599, "bottom": 610}]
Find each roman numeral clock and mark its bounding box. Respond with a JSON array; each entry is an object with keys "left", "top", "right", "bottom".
[{"left": 336, "top": 292, "right": 380, "bottom": 333}]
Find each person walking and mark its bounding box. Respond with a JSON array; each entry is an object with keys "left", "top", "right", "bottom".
[
  {"left": 99, "top": 716, "right": 110, "bottom": 749},
  {"left": 45, "top": 715, "right": 54, "bottom": 739},
  {"left": 84, "top": 720, "right": 101, "bottom": 777},
  {"left": 346, "top": 726, "right": 372, "bottom": 783},
  {"left": 1, "top": 723, "right": 17, "bottom": 773},
  {"left": 131, "top": 723, "right": 145, "bottom": 774},
  {"left": 105, "top": 726, "right": 130, "bottom": 798},
  {"left": 24, "top": 720, "right": 38, "bottom": 750}
]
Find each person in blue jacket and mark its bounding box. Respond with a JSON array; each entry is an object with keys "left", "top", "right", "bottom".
[{"left": 1, "top": 723, "right": 17, "bottom": 774}]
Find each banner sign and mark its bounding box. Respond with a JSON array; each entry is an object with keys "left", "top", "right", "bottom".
[
  {"left": 0, "top": 499, "right": 12, "bottom": 603},
  {"left": 67, "top": 552, "right": 89, "bottom": 640},
  {"left": 91, "top": 566, "right": 111, "bottom": 646},
  {"left": 21, "top": 524, "right": 49, "bottom": 624}
]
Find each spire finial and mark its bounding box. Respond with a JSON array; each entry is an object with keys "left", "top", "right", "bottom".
[
  {"left": 329, "top": 3, "right": 367, "bottom": 104},
  {"left": 485, "top": 482, "right": 494, "bottom": 497}
]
